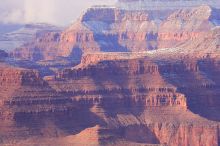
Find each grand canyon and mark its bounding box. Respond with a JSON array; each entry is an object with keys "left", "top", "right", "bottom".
[{"left": 0, "top": 0, "right": 220, "bottom": 145}]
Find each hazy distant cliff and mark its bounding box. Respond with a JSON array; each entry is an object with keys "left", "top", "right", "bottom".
[{"left": 11, "top": 4, "right": 220, "bottom": 61}]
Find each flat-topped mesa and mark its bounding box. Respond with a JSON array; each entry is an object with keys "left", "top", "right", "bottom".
[
  {"left": 57, "top": 5, "right": 220, "bottom": 53},
  {"left": 57, "top": 59, "right": 160, "bottom": 79},
  {"left": 53, "top": 57, "right": 188, "bottom": 108},
  {"left": 11, "top": 4, "right": 220, "bottom": 61},
  {"left": 81, "top": 7, "right": 150, "bottom": 23},
  {"left": 57, "top": 55, "right": 201, "bottom": 80},
  {"left": 117, "top": 0, "right": 220, "bottom": 10},
  {"left": 81, "top": 7, "right": 117, "bottom": 23},
  {"left": 80, "top": 52, "right": 149, "bottom": 67}
]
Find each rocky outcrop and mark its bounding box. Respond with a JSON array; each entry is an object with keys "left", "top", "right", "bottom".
[
  {"left": 5, "top": 107, "right": 218, "bottom": 146},
  {"left": 55, "top": 54, "right": 220, "bottom": 120},
  {"left": 54, "top": 58, "right": 188, "bottom": 109},
  {"left": 1, "top": 1, "right": 220, "bottom": 146},
  {"left": 57, "top": 22, "right": 99, "bottom": 58},
  {"left": 122, "top": 123, "right": 219, "bottom": 146},
  {"left": 12, "top": 31, "right": 61, "bottom": 61},
  {"left": 0, "top": 64, "right": 69, "bottom": 121},
  {"left": 1, "top": 55, "right": 220, "bottom": 145},
  {"left": 0, "top": 64, "right": 44, "bottom": 87},
  {"left": 11, "top": 5, "right": 219, "bottom": 61},
  {"left": 176, "top": 27, "right": 220, "bottom": 58},
  {"left": 158, "top": 5, "right": 214, "bottom": 48}
]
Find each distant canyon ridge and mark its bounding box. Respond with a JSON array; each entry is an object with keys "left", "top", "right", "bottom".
[{"left": 0, "top": 0, "right": 220, "bottom": 146}]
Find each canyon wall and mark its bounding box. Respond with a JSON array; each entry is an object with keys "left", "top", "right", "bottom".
[
  {"left": 11, "top": 5, "right": 219, "bottom": 61},
  {"left": 0, "top": 65, "right": 44, "bottom": 87},
  {"left": 12, "top": 32, "right": 60, "bottom": 61},
  {"left": 0, "top": 55, "right": 220, "bottom": 145},
  {"left": 0, "top": 64, "right": 71, "bottom": 122},
  {"left": 1, "top": 1, "right": 220, "bottom": 146}
]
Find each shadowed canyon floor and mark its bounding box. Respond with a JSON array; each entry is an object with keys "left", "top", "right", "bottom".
[{"left": 0, "top": 0, "right": 220, "bottom": 146}]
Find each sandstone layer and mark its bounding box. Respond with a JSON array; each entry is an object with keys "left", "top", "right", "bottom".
[
  {"left": 1, "top": 52, "right": 220, "bottom": 146},
  {"left": 11, "top": 5, "right": 220, "bottom": 62},
  {"left": 0, "top": 1, "right": 220, "bottom": 146}
]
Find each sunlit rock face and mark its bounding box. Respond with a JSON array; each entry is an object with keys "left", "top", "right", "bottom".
[
  {"left": 2, "top": 52, "right": 220, "bottom": 146},
  {"left": 1, "top": 0, "right": 220, "bottom": 146},
  {"left": 11, "top": 4, "right": 220, "bottom": 61}
]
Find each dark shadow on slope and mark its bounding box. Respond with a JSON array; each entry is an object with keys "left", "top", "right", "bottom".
[
  {"left": 68, "top": 47, "right": 83, "bottom": 64},
  {"left": 121, "top": 124, "right": 160, "bottom": 144},
  {"left": 194, "top": 58, "right": 220, "bottom": 121},
  {"left": 13, "top": 83, "right": 106, "bottom": 138},
  {"left": 86, "top": 60, "right": 146, "bottom": 117},
  {"left": 146, "top": 32, "right": 158, "bottom": 50},
  {"left": 157, "top": 59, "right": 220, "bottom": 122},
  {"left": 217, "top": 132, "right": 220, "bottom": 146},
  {"left": 61, "top": 59, "right": 146, "bottom": 117},
  {"left": 94, "top": 34, "right": 129, "bottom": 52},
  {"left": 29, "top": 47, "right": 45, "bottom": 61},
  {"left": 209, "top": 7, "right": 220, "bottom": 26},
  {"left": 14, "top": 108, "right": 106, "bottom": 137},
  {"left": 85, "top": 60, "right": 161, "bottom": 144}
]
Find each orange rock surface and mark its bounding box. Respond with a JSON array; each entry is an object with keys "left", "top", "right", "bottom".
[
  {"left": 11, "top": 5, "right": 219, "bottom": 61},
  {"left": 0, "top": 2, "right": 220, "bottom": 146}
]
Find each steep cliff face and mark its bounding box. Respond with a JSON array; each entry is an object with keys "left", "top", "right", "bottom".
[
  {"left": 54, "top": 57, "right": 190, "bottom": 109},
  {"left": 158, "top": 5, "right": 215, "bottom": 48},
  {"left": 4, "top": 107, "right": 219, "bottom": 146},
  {"left": 11, "top": 5, "right": 219, "bottom": 61},
  {"left": 1, "top": 54, "right": 220, "bottom": 145},
  {"left": 55, "top": 7, "right": 159, "bottom": 56},
  {"left": 1, "top": 1, "right": 220, "bottom": 146},
  {"left": 54, "top": 54, "right": 220, "bottom": 116},
  {"left": 176, "top": 27, "right": 220, "bottom": 58},
  {"left": 0, "top": 64, "right": 69, "bottom": 122},
  {"left": 169, "top": 58, "right": 220, "bottom": 121},
  {"left": 0, "top": 64, "right": 43, "bottom": 87},
  {"left": 118, "top": 116, "right": 219, "bottom": 146},
  {"left": 12, "top": 31, "right": 61, "bottom": 61},
  {"left": 57, "top": 22, "right": 99, "bottom": 58},
  {"left": 50, "top": 53, "right": 220, "bottom": 145}
]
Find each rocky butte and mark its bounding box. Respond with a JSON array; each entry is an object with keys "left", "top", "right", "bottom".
[{"left": 0, "top": 0, "right": 220, "bottom": 146}]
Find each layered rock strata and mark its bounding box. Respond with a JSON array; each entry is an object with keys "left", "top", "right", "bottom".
[
  {"left": 1, "top": 53, "right": 220, "bottom": 146},
  {"left": 1, "top": 1, "right": 220, "bottom": 146},
  {"left": 11, "top": 5, "right": 220, "bottom": 61}
]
